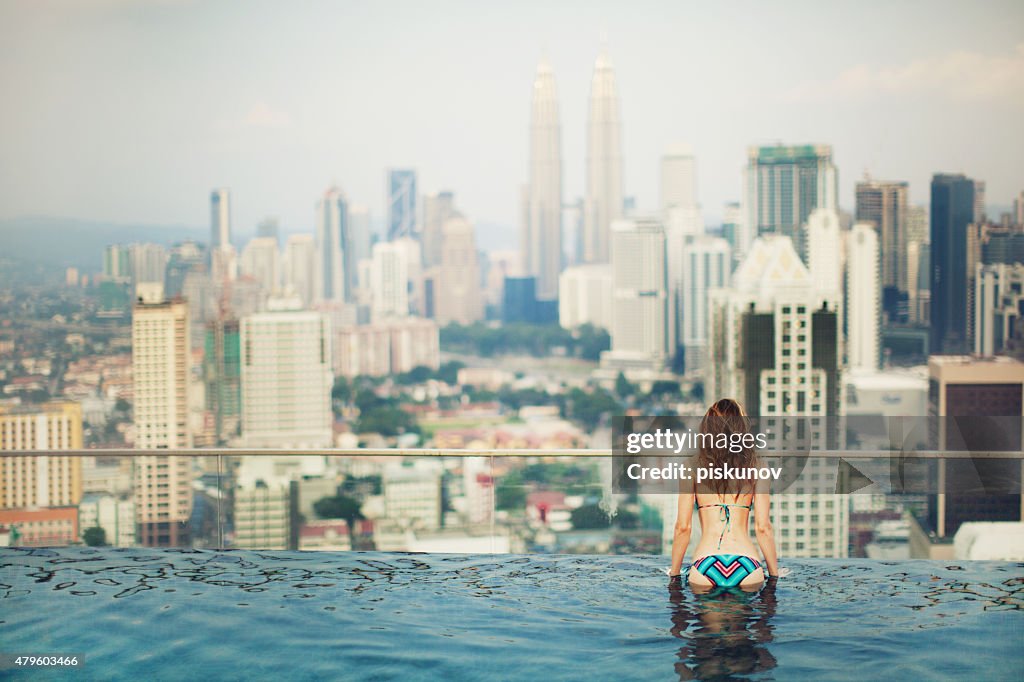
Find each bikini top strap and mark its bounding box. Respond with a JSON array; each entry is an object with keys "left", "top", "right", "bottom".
[{"left": 696, "top": 502, "right": 752, "bottom": 549}]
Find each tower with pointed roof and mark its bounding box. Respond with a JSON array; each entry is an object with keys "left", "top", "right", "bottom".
[
  {"left": 522, "top": 58, "right": 563, "bottom": 300},
  {"left": 582, "top": 45, "right": 624, "bottom": 264}
]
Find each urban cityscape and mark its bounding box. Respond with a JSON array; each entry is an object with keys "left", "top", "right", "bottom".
[
  {"left": 3, "top": 38, "right": 1023, "bottom": 560},
  {"left": 1, "top": 3, "right": 1022, "bottom": 679}
]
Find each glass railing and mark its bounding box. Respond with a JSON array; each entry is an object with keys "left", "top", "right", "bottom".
[{"left": 1, "top": 448, "right": 1021, "bottom": 561}]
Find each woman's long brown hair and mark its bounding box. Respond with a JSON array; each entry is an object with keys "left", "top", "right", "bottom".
[{"left": 696, "top": 398, "right": 759, "bottom": 497}]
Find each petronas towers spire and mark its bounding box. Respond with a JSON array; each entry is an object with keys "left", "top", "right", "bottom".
[
  {"left": 583, "top": 46, "right": 624, "bottom": 264},
  {"left": 523, "top": 57, "right": 563, "bottom": 300}
]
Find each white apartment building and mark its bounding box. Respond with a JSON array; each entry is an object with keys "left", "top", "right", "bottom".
[
  {"left": 283, "top": 234, "right": 317, "bottom": 308},
  {"left": 384, "top": 460, "right": 442, "bottom": 532},
  {"left": 600, "top": 217, "right": 673, "bottom": 375},
  {"left": 131, "top": 284, "right": 193, "bottom": 546},
  {"left": 679, "top": 236, "right": 731, "bottom": 374},
  {"left": 79, "top": 493, "right": 136, "bottom": 547},
  {"left": 334, "top": 317, "right": 440, "bottom": 379},
  {"left": 233, "top": 484, "right": 291, "bottom": 550},
  {"left": 558, "top": 264, "right": 613, "bottom": 331},
  {"left": 240, "top": 310, "right": 333, "bottom": 448},
  {"left": 708, "top": 236, "right": 848, "bottom": 558},
  {"left": 240, "top": 236, "right": 281, "bottom": 296},
  {"left": 846, "top": 223, "right": 881, "bottom": 371},
  {"left": 370, "top": 241, "right": 410, "bottom": 321}
]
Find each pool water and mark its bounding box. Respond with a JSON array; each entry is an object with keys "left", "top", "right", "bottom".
[{"left": 1, "top": 548, "right": 1021, "bottom": 680}]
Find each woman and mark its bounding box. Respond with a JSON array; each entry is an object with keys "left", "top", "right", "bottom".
[{"left": 668, "top": 398, "right": 782, "bottom": 589}]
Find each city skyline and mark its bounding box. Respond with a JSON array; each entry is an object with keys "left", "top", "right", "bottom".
[{"left": 1, "top": 1, "right": 1022, "bottom": 239}]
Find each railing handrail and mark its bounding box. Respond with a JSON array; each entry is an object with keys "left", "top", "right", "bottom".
[{"left": 3, "top": 448, "right": 1024, "bottom": 459}]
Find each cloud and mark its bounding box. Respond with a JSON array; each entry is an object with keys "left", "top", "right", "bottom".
[
  {"left": 787, "top": 43, "right": 1024, "bottom": 104},
  {"left": 242, "top": 102, "right": 292, "bottom": 129}
]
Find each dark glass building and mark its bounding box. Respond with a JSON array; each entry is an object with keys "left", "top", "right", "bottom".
[{"left": 930, "top": 174, "right": 976, "bottom": 354}]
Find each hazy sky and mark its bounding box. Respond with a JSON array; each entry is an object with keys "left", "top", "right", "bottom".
[{"left": 2, "top": 0, "right": 1022, "bottom": 243}]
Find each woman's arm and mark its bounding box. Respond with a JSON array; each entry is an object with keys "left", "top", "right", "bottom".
[
  {"left": 753, "top": 479, "right": 779, "bottom": 577},
  {"left": 668, "top": 479, "right": 695, "bottom": 576}
]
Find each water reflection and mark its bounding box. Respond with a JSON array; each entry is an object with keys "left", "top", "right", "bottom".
[{"left": 668, "top": 577, "right": 778, "bottom": 681}]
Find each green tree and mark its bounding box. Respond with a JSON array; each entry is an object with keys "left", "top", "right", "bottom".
[
  {"left": 614, "top": 509, "right": 641, "bottom": 530},
  {"left": 394, "top": 365, "right": 433, "bottom": 385},
  {"left": 615, "top": 372, "right": 635, "bottom": 399},
  {"left": 437, "top": 360, "right": 464, "bottom": 385},
  {"left": 313, "top": 494, "right": 365, "bottom": 544},
  {"left": 575, "top": 324, "right": 610, "bottom": 361},
  {"left": 331, "top": 376, "right": 352, "bottom": 404},
  {"left": 649, "top": 380, "right": 681, "bottom": 399},
  {"left": 567, "top": 387, "right": 620, "bottom": 431},
  {"left": 82, "top": 526, "right": 107, "bottom": 547},
  {"left": 570, "top": 504, "right": 611, "bottom": 530}
]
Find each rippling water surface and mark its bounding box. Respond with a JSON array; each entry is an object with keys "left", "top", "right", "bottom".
[{"left": 1, "top": 548, "right": 1021, "bottom": 680}]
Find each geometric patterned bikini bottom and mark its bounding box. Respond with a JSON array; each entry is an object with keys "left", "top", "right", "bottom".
[{"left": 691, "top": 555, "right": 764, "bottom": 588}]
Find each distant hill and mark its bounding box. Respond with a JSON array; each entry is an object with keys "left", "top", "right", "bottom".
[{"left": 0, "top": 216, "right": 205, "bottom": 273}]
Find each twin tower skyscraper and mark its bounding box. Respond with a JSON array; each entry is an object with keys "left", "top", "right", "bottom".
[{"left": 522, "top": 48, "right": 623, "bottom": 301}]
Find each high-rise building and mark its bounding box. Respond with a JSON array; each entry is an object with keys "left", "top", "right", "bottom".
[
  {"left": 240, "top": 237, "right": 281, "bottom": 295},
  {"left": 582, "top": 48, "right": 624, "bottom": 264},
  {"left": 1014, "top": 190, "right": 1024, "bottom": 227},
  {"left": 600, "top": 217, "right": 672, "bottom": 374},
  {"left": 855, "top": 178, "right": 908, "bottom": 320},
  {"left": 660, "top": 144, "right": 697, "bottom": 214},
  {"left": 743, "top": 144, "right": 837, "bottom": 262},
  {"left": 501, "top": 276, "right": 556, "bottom": 325},
  {"left": 0, "top": 401, "right": 83, "bottom": 510},
  {"left": 558, "top": 264, "right": 614, "bottom": 331},
  {"left": 806, "top": 209, "right": 843, "bottom": 299},
  {"left": 211, "top": 188, "right": 231, "bottom": 250},
  {"left": 130, "top": 243, "right": 168, "bottom": 290},
  {"left": 522, "top": 58, "right": 563, "bottom": 300},
  {"left": 203, "top": 317, "right": 241, "bottom": 444},
  {"left": 388, "top": 169, "right": 417, "bottom": 240},
  {"left": 720, "top": 202, "right": 745, "bottom": 269},
  {"left": 103, "top": 245, "right": 132, "bottom": 282},
  {"left": 434, "top": 216, "right": 483, "bottom": 325},
  {"left": 974, "top": 262, "right": 1024, "bottom": 356},
  {"left": 846, "top": 223, "right": 881, "bottom": 371},
  {"left": 930, "top": 173, "right": 976, "bottom": 354},
  {"left": 131, "top": 283, "right": 192, "bottom": 547},
  {"left": 240, "top": 309, "right": 333, "bottom": 448},
  {"left": 906, "top": 205, "right": 928, "bottom": 246},
  {"left": 165, "top": 241, "right": 204, "bottom": 298},
  {"left": 422, "top": 191, "right": 455, "bottom": 268},
  {"left": 315, "top": 187, "right": 352, "bottom": 303},
  {"left": 210, "top": 244, "right": 238, "bottom": 285},
  {"left": 283, "top": 234, "right": 317, "bottom": 308},
  {"left": 708, "top": 236, "right": 843, "bottom": 421},
  {"left": 384, "top": 460, "right": 443, "bottom": 531},
  {"left": 973, "top": 180, "right": 986, "bottom": 223},
  {"left": 679, "top": 236, "right": 731, "bottom": 374},
  {"left": 334, "top": 317, "right": 441, "bottom": 379},
  {"left": 348, "top": 205, "right": 373, "bottom": 268},
  {"left": 370, "top": 241, "right": 410, "bottom": 321},
  {"left": 708, "top": 236, "right": 846, "bottom": 557},
  {"left": 233, "top": 483, "right": 292, "bottom": 550},
  {"left": 909, "top": 356, "right": 1024, "bottom": 558},
  {"left": 905, "top": 205, "right": 929, "bottom": 325},
  {"left": 907, "top": 241, "right": 931, "bottom": 325},
  {"left": 78, "top": 494, "right": 136, "bottom": 547}
]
